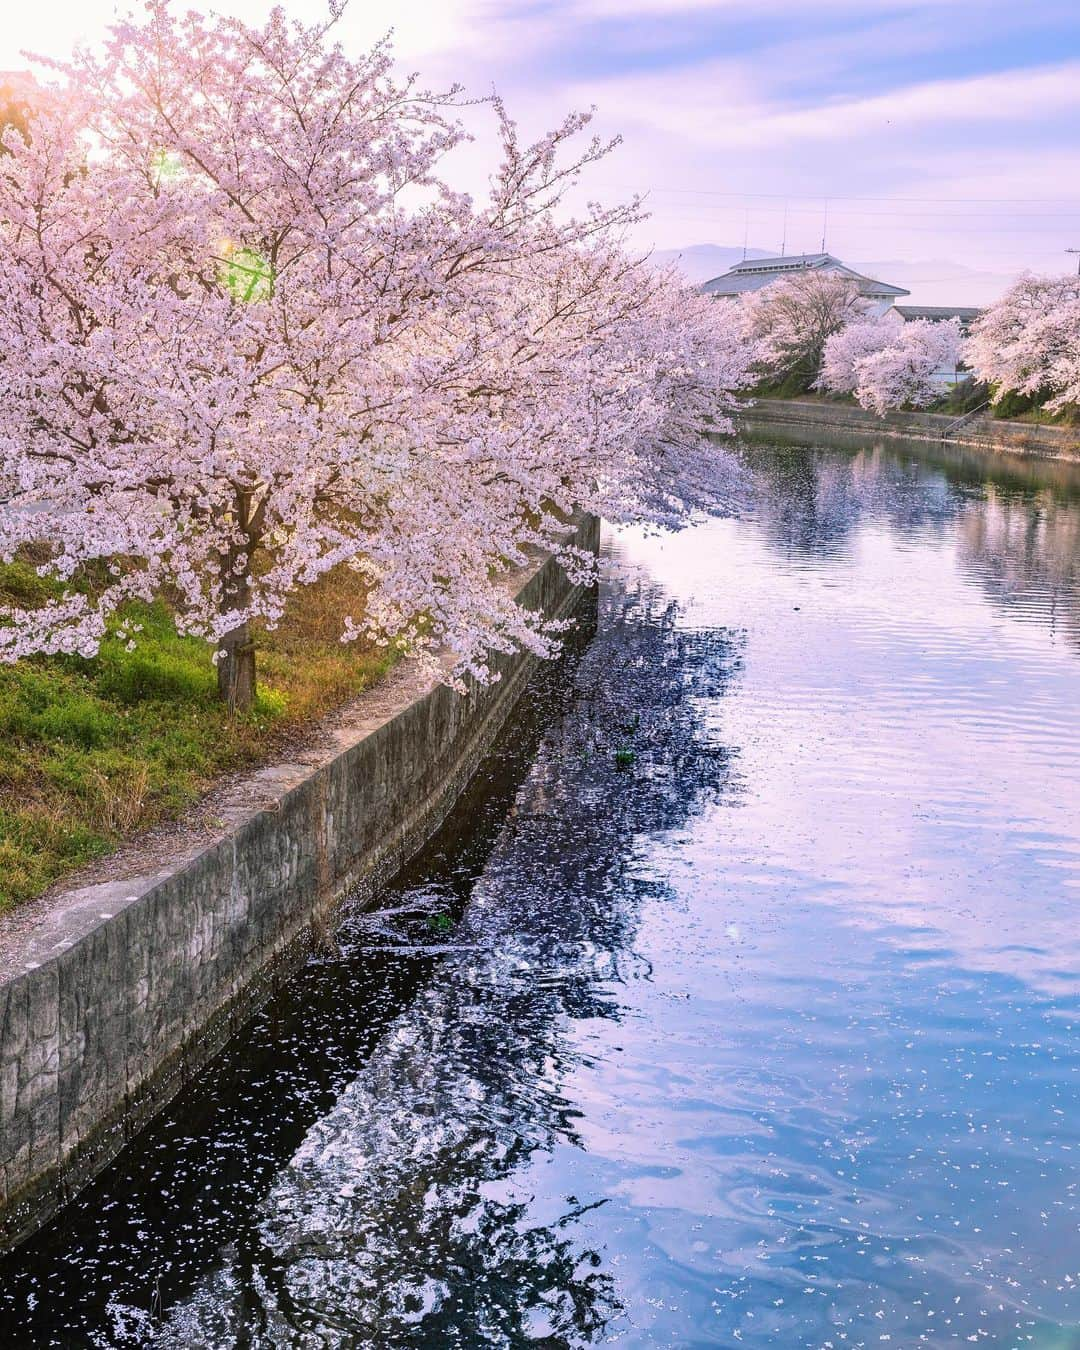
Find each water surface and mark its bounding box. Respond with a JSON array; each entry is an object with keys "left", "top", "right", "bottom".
[{"left": 3, "top": 437, "right": 1080, "bottom": 1348}]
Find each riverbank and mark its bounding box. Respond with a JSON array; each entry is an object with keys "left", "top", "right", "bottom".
[
  {"left": 741, "top": 397, "right": 1080, "bottom": 461},
  {"left": 0, "top": 565, "right": 399, "bottom": 912},
  {"left": 0, "top": 517, "right": 598, "bottom": 1252}
]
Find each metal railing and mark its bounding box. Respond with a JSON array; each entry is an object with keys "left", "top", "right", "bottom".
[{"left": 941, "top": 400, "right": 991, "bottom": 442}]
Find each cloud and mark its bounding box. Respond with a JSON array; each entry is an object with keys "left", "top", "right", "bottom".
[
  {"left": 569, "top": 60, "right": 1080, "bottom": 152},
  {"left": 561, "top": 0, "right": 989, "bottom": 16},
  {"left": 2, "top": 0, "right": 1078, "bottom": 282}
]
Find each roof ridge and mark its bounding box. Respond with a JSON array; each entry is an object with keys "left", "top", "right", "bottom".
[{"left": 701, "top": 253, "right": 910, "bottom": 298}]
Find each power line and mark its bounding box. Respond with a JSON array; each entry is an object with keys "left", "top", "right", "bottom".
[
  {"left": 645, "top": 209, "right": 1080, "bottom": 236},
  {"left": 602, "top": 183, "right": 1080, "bottom": 206},
  {"left": 659, "top": 204, "right": 1080, "bottom": 222},
  {"left": 635, "top": 197, "right": 1080, "bottom": 223}
]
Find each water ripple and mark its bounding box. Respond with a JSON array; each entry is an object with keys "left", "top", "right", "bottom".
[{"left": 2, "top": 440, "right": 1079, "bottom": 1348}]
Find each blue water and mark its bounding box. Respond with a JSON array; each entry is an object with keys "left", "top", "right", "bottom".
[{"left": 2, "top": 437, "right": 1079, "bottom": 1347}]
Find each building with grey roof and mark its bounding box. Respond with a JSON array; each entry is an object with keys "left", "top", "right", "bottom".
[
  {"left": 893, "top": 304, "right": 982, "bottom": 332},
  {"left": 701, "top": 253, "right": 910, "bottom": 315}
]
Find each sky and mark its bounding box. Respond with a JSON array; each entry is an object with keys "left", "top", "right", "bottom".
[{"left": 4, "top": 0, "right": 1080, "bottom": 303}]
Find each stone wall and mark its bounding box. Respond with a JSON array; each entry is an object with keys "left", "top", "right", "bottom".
[
  {"left": 742, "top": 398, "right": 1080, "bottom": 461},
  {"left": 0, "top": 515, "right": 600, "bottom": 1250}
]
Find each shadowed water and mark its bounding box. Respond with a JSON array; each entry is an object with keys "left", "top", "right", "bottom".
[{"left": 2, "top": 438, "right": 1079, "bottom": 1348}]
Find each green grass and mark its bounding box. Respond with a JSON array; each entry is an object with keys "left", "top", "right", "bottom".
[
  {"left": 999, "top": 404, "right": 1080, "bottom": 428},
  {"left": 752, "top": 380, "right": 1080, "bottom": 427},
  {"left": 0, "top": 566, "right": 397, "bottom": 912}
]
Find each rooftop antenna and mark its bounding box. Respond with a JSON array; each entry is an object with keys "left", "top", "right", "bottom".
[
  {"left": 1067, "top": 247, "right": 1080, "bottom": 276},
  {"left": 820, "top": 198, "right": 829, "bottom": 254},
  {"left": 780, "top": 201, "right": 788, "bottom": 257},
  {"left": 742, "top": 209, "right": 749, "bottom": 262}
]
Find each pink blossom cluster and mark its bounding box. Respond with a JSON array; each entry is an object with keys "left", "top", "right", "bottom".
[
  {"left": 740, "top": 270, "right": 869, "bottom": 379},
  {"left": 817, "top": 316, "right": 962, "bottom": 414},
  {"left": 814, "top": 317, "right": 896, "bottom": 394},
  {"left": 964, "top": 273, "right": 1080, "bottom": 412},
  {"left": 0, "top": 4, "right": 752, "bottom": 693}
]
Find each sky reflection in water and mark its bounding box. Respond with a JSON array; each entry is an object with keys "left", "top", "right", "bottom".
[{"left": 2, "top": 438, "right": 1079, "bottom": 1348}]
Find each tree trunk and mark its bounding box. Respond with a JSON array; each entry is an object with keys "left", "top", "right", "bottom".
[
  {"left": 217, "top": 618, "right": 256, "bottom": 713},
  {"left": 216, "top": 487, "right": 260, "bottom": 714}
]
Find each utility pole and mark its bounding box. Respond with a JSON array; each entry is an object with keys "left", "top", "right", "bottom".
[{"left": 1067, "top": 248, "right": 1080, "bottom": 276}]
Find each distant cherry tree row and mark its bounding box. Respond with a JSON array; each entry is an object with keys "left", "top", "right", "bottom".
[
  {"left": 729, "top": 265, "right": 1080, "bottom": 424},
  {"left": 732, "top": 270, "right": 963, "bottom": 413}
]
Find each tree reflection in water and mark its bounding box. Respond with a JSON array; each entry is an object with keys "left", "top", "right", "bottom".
[
  {"left": 741, "top": 440, "right": 963, "bottom": 558},
  {"left": 739, "top": 436, "right": 1080, "bottom": 649},
  {"left": 142, "top": 574, "right": 739, "bottom": 1348}
]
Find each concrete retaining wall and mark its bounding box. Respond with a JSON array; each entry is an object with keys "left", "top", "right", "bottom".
[
  {"left": 742, "top": 398, "right": 1080, "bottom": 461},
  {"left": 0, "top": 514, "right": 599, "bottom": 1251}
]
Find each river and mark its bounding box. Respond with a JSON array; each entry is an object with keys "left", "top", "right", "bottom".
[{"left": 3, "top": 435, "right": 1079, "bottom": 1348}]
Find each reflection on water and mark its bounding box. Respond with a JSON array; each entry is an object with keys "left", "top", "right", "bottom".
[
  {"left": 2, "top": 439, "right": 1080, "bottom": 1348},
  {"left": 957, "top": 486, "right": 1080, "bottom": 649},
  {"left": 148, "top": 584, "right": 738, "bottom": 1349}
]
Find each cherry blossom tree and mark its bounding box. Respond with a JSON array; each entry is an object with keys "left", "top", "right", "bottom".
[
  {"left": 817, "top": 315, "right": 962, "bottom": 414},
  {"left": 741, "top": 270, "right": 871, "bottom": 390},
  {"left": 850, "top": 318, "right": 962, "bottom": 415},
  {"left": 965, "top": 273, "right": 1080, "bottom": 413},
  {"left": 814, "top": 316, "right": 896, "bottom": 394},
  {"left": 0, "top": 3, "right": 751, "bottom": 710}
]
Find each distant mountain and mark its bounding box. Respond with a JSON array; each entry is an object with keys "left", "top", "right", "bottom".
[
  {"left": 856, "top": 258, "right": 1013, "bottom": 308},
  {"left": 650, "top": 244, "right": 770, "bottom": 284}
]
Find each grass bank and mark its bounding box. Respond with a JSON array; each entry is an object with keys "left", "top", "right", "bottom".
[
  {"left": 0, "top": 563, "right": 396, "bottom": 912},
  {"left": 752, "top": 379, "right": 1080, "bottom": 426}
]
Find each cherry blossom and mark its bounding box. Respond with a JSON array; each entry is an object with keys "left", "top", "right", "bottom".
[
  {"left": 964, "top": 273, "right": 1080, "bottom": 413},
  {"left": 817, "top": 315, "right": 962, "bottom": 414},
  {"left": 850, "top": 318, "right": 962, "bottom": 415},
  {"left": 815, "top": 316, "right": 896, "bottom": 394},
  {"left": 741, "top": 270, "right": 871, "bottom": 388},
  {"left": 0, "top": 4, "right": 751, "bottom": 709}
]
